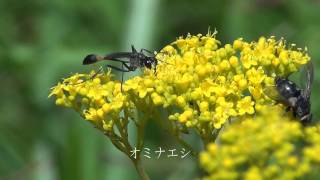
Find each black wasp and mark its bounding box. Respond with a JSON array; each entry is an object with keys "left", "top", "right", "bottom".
[
  {"left": 83, "top": 45, "right": 158, "bottom": 80},
  {"left": 82, "top": 45, "right": 158, "bottom": 90},
  {"left": 269, "top": 61, "right": 314, "bottom": 125}
]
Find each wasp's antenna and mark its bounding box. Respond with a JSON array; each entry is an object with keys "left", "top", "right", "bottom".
[{"left": 131, "top": 45, "right": 137, "bottom": 53}]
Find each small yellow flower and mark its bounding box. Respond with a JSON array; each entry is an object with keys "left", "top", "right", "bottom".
[
  {"left": 237, "top": 96, "right": 255, "bottom": 115},
  {"left": 246, "top": 67, "right": 265, "bottom": 85},
  {"left": 241, "top": 53, "right": 258, "bottom": 69}
]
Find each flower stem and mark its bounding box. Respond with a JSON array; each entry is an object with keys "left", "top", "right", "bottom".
[
  {"left": 133, "top": 159, "right": 150, "bottom": 180},
  {"left": 175, "top": 135, "right": 198, "bottom": 158}
]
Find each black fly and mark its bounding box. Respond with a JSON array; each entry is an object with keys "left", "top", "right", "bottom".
[{"left": 270, "top": 61, "right": 314, "bottom": 125}]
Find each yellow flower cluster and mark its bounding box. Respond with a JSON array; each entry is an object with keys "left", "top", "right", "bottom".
[
  {"left": 49, "top": 32, "right": 310, "bottom": 143},
  {"left": 123, "top": 33, "right": 309, "bottom": 132},
  {"left": 199, "top": 106, "right": 320, "bottom": 180},
  {"left": 49, "top": 71, "right": 134, "bottom": 133}
]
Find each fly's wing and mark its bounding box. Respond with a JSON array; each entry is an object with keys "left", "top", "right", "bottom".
[
  {"left": 264, "top": 85, "right": 287, "bottom": 104},
  {"left": 301, "top": 61, "right": 314, "bottom": 99}
]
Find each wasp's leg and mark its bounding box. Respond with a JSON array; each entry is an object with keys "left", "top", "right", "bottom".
[
  {"left": 68, "top": 66, "right": 104, "bottom": 85},
  {"left": 106, "top": 64, "right": 131, "bottom": 72},
  {"left": 105, "top": 63, "right": 131, "bottom": 92},
  {"left": 121, "top": 61, "right": 137, "bottom": 71},
  {"left": 121, "top": 63, "right": 124, "bottom": 91}
]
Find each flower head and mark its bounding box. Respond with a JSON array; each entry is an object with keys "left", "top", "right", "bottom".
[
  {"left": 49, "top": 32, "right": 311, "bottom": 146},
  {"left": 199, "top": 106, "right": 320, "bottom": 180}
]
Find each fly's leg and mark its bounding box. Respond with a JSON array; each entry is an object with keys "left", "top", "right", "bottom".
[{"left": 285, "top": 106, "right": 292, "bottom": 112}]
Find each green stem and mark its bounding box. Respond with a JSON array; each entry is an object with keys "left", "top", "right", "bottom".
[
  {"left": 200, "top": 127, "right": 222, "bottom": 148},
  {"left": 164, "top": 109, "right": 199, "bottom": 158},
  {"left": 133, "top": 159, "right": 150, "bottom": 180},
  {"left": 175, "top": 134, "right": 198, "bottom": 158}
]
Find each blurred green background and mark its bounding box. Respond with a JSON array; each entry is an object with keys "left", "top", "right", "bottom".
[{"left": 0, "top": 0, "right": 320, "bottom": 179}]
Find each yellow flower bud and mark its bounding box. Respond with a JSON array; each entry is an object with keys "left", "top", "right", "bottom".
[
  {"left": 199, "top": 101, "right": 209, "bottom": 112},
  {"left": 68, "top": 95, "right": 75, "bottom": 101},
  {"left": 156, "top": 86, "right": 164, "bottom": 94},
  {"left": 184, "top": 110, "right": 193, "bottom": 118},
  {"left": 195, "top": 65, "right": 207, "bottom": 77},
  {"left": 229, "top": 56, "right": 239, "bottom": 67},
  {"left": 81, "top": 97, "right": 89, "bottom": 104},
  {"left": 223, "top": 158, "right": 234, "bottom": 168},
  {"left": 97, "top": 108, "right": 104, "bottom": 118},
  {"left": 219, "top": 60, "right": 230, "bottom": 70},
  {"left": 144, "top": 79, "right": 153, "bottom": 88},
  {"left": 152, "top": 95, "right": 163, "bottom": 105},
  {"left": 272, "top": 58, "right": 280, "bottom": 66},
  {"left": 168, "top": 114, "right": 176, "bottom": 121},
  {"left": 233, "top": 38, "right": 243, "bottom": 49},
  {"left": 178, "top": 114, "right": 187, "bottom": 123},
  {"left": 176, "top": 96, "right": 186, "bottom": 107},
  {"left": 102, "top": 103, "right": 111, "bottom": 113},
  {"left": 199, "top": 152, "right": 211, "bottom": 165},
  {"left": 55, "top": 98, "right": 65, "bottom": 106},
  {"left": 186, "top": 121, "right": 193, "bottom": 127},
  {"left": 287, "top": 156, "right": 298, "bottom": 166},
  {"left": 162, "top": 45, "right": 176, "bottom": 54},
  {"left": 93, "top": 78, "right": 101, "bottom": 84},
  {"left": 79, "top": 87, "right": 88, "bottom": 96}
]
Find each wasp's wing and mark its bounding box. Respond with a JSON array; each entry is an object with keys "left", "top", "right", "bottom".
[
  {"left": 83, "top": 52, "right": 132, "bottom": 65},
  {"left": 301, "top": 61, "right": 314, "bottom": 99},
  {"left": 104, "top": 52, "right": 133, "bottom": 60}
]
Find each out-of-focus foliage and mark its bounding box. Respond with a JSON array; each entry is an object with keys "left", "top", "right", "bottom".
[{"left": 1, "top": 0, "right": 320, "bottom": 179}]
